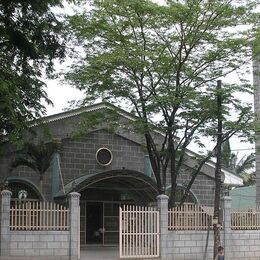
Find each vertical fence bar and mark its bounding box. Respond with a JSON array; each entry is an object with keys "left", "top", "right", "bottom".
[
  {"left": 9, "top": 201, "right": 69, "bottom": 231},
  {"left": 119, "top": 206, "right": 122, "bottom": 258},
  {"left": 119, "top": 204, "right": 160, "bottom": 259}
]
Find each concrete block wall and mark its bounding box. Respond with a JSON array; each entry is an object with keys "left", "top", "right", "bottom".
[
  {"left": 228, "top": 230, "right": 260, "bottom": 259},
  {"left": 165, "top": 230, "right": 217, "bottom": 260},
  {"left": 0, "top": 190, "right": 80, "bottom": 259},
  {"left": 165, "top": 230, "right": 260, "bottom": 260},
  {"left": 9, "top": 231, "right": 70, "bottom": 257},
  {"left": 176, "top": 168, "right": 215, "bottom": 206},
  {"left": 159, "top": 195, "right": 260, "bottom": 260},
  {"left": 60, "top": 130, "right": 145, "bottom": 184}
]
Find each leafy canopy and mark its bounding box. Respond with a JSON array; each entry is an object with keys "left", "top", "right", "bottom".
[
  {"left": 0, "top": 0, "right": 67, "bottom": 143},
  {"left": 66, "top": 0, "right": 258, "bottom": 203},
  {"left": 10, "top": 141, "right": 59, "bottom": 192}
]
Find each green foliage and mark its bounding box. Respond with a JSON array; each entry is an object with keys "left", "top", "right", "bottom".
[
  {"left": 243, "top": 172, "right": 256, "bottom": 186},
  {"left": 221, "top": 139, "right": 255, "bottom": 186},
  {"left": 0, "top": 0, "right": 67, "bottom": 143},
  {"left": 10, "top": 141, "right": 59, "bottom": 192},
  {"left": 66, "top": 0, "right": 259, "bottom": 205}
]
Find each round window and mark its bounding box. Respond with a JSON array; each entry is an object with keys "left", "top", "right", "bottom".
[{"left": 96, "top": 148, "right": 113, "bottom": 166}]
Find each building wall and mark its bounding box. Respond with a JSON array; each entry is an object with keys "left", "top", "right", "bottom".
[
  {"left": 228, "top": 230, "right": 260, "bottom": 259},
  {"left": 165, "top": 230, "right": 217, "bottom": 260},
  {"left": 9, "top": 231, "right": 70, "bottom": 258},
  {"left": 175, "top": 168, "right": 215, "bottom": 206},
  {"left": 60, "top": 130, "right": 145, "bottom": 184},
  {"left": 165, "top": 230, "right": 260, "bottom": 260},
  {"left": 0, "top": 117, "right": 216, "bottom": 205}
]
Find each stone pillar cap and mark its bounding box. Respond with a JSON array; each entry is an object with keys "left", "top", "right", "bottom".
[
  {"left": 68, "top": 192, "right": 81, "bottom": 198},
  {"left": 156, "top": 194, "right": 169, "bottom": 200},
  {"left": 1, "top": 190, "right": 12, "bottom": 196},
  {"left": 221, "top": 196, "right": 232, "bottom": 201}
]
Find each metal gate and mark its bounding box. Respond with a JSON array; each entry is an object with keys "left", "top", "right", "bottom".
[{"left": 119, "top": 205, "right": 160, "bottom": 258}]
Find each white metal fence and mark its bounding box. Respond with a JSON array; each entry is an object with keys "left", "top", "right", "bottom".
[
  {"left": 10, "top": 201, "right": 70, "bottom": 231},
  {"left": 231, "top": 207, "right": 260, "bottom": 230},
  {"left": 168, "top": 203, "right": 214, "bottom": 230},
  {"left": 119, "top": 205, "right": 159, "bottom": 259}
]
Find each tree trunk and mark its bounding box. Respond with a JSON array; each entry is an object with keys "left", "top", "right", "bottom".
[
  {"left": 169, "top": 149, "right": 177, "bottom": 208},
  {"left": 213, "top": 80, "right": 223, "bottom": 259},
  {"left": 144, "top": 133, "right": 163, "bottom": 194},
  {"left": 169, "top": 138, "right": 177, "bottom": 208},
  {"left": 169, "top": 174, "right": 177, "bottom": 208}
]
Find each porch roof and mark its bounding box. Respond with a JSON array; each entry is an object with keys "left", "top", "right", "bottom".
[{"left": 55, "top": 169, "right": 159, "bottom": 204}]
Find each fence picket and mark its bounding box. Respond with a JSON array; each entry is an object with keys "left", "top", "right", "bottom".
[
  {"left": 168, "top": 203, "right": 215, "bottom": 230},
  {"left": 231, "top": 207, "right": 260, "bottom": 230},
  {"left": 10, "top": 201, "right": 69, "bottom": 231},
  {"left": 119, "top": 204, "right": 159, "bottom": 259}
]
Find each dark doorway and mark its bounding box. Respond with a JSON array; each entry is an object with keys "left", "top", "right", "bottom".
[{"left": 86, "top": 202, "right": 103, "bottom": 244}]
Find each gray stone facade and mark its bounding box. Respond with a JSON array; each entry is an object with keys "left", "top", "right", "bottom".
[{"left": 0, "top": 109, "right": 216, "bottom": 205}]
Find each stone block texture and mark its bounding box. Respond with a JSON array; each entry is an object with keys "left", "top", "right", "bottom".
[
  {"left": 165, "top": 230, "right": 260, "bottom": 260},
  {"left": 0, "top": 115, "right": 216, "bottom": 205},
  {"left": 165, "top": 230, "right": 217, "bottom": 260},
  {"left": 9, "top": 231, "right": 70, "bottom": 257}
]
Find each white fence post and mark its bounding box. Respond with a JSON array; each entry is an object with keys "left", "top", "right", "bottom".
[
  {"left": 222, "top": 195, "right": 232, "bottom": 260},
  {"left": 68, "top": 192, "right": 81, "bottom": 260},
  {"left": 157, "top": 194, "right": 168, "bottom": 260},
  {"left": 0, "top": 190, "right": 12, "bottom": 256}
]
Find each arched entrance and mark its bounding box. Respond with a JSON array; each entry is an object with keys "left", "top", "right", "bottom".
[
  {"left": 6, "top": 177, "right": 44, "bottom": 202},
  {"left": 58, "top": 169, "right": 158, "bottom": 246}
]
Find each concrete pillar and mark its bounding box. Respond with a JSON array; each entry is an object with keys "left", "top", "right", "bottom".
[
  {"left": 51, "top": 138, "right": 62, "bottom": 201},
  {"left": 51, "top": 151, "right": 61, "bottom": 200},
  {"left": 144, "top": 155, "right": 152, "bottom": 177},
  {"left": 157, "top": 194, "right": 169, "bottom": 260},
  {"left": 68, "top": 192, "right": 81, "bottom": 260},
  {"left": 221, "top": 195, "right": 232, "bottom": 260},
  {"left": 0, "top": 190, "right": 12, "bottom": 256}
]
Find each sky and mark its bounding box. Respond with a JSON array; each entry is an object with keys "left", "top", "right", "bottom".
[{"left": 43, "top": 1, "right": 256, "bottom": 159}]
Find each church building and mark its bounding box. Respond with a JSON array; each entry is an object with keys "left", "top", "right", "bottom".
[{"left": 0, "top": 102, "right": 242, "bottom": 246}]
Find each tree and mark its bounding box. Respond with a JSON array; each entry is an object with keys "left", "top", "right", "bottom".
[
  {"left": 0, "top": 0, "right": 67, "bottom": 144},
  {"left": 66, "top": 0, "right": 257, "bottom": 211},
  {"left": 10, "top": 142, "right": 58, "bottom": 193},
  {"left": 222, "top": 139, "right": 255, "bottom": 185},
  {"left": 243, "top": 171, "right": 256, "bottom": 186},
  {"left": 213, "top": 80, "right": 223, "bottom": 259}
]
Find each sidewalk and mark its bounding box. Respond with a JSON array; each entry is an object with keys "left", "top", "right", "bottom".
[
  {"left": 0, "top": 246, "right": 159, "bottom": 260},
  {"left": 0, "top": 246, "right": 118, "bottom": 260}
]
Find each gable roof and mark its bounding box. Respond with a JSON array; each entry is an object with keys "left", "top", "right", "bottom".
[
  {"left": 42, "top": 102, "right": 243, "bottom": 186},
  {"left": 44, "top": 102, "right": 135, "bottom": 124}
]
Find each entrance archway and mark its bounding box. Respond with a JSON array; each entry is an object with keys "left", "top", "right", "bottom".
[
  {"left": 57, "top": 169, "right": 158, "bottom": 246},
  {"left": 6, "top": 177, "right": 44, "bottom": 202}
]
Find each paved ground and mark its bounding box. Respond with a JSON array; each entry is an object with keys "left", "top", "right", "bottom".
[
  {"left": 0, "top": 246, "right": 158, "bottom": 260},
  {"left": 81, "top": 245, "right": 119, "bottom": 259},
  {"left": 0, "top": 246, "right": 119, "bottom": 260}
]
